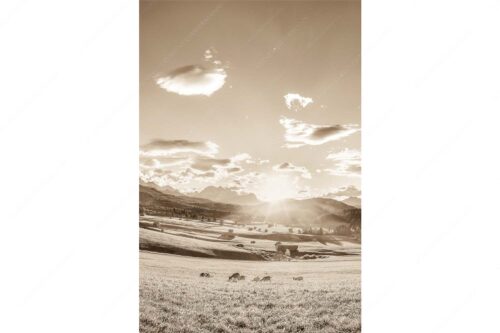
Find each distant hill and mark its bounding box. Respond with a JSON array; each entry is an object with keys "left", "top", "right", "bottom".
[
  {"left": 140, "top": 185, "right": 238, "bottom": 219},
  {"left": 189, "top": 186, "right": 261, "bottom": 205},
  {"left": 139, "top": 183, "right": 361, "bottom": 229},
  {"left": 139, "top": 179, "right": 184, "bottom": 196},
  {"left": 240, "top": 197, "right": 361, "bottom": 229},
  {"left": 341, "top": 196, "right": 361, "bottom": 208}
]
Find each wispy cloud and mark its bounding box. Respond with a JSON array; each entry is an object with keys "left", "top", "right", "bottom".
[
  {"left": 190, "top": 153, "right": 250, "bottom": 172},
  {"left": 226, "top": 166, "right": 243, "bottom": 174},
  {"left": 231, "top": 172, "right": 263, "bottom": 188},
  {"left": 326, "top": 148, "right": 361, "bottom": 162},
  {"left": 156, "top": 65, "right": 226, "bottom": 96},
  {"left": 273, "top": 162, "right": 312, "bottom": 179},
  {"left": 191, "top": 158, "right": 231, "bottom": 171},
  {"left": 139, "top": 156, "right": 191, "bottom": 169},
  {"left": 279, "top": 117, "right": 360, "bottom": 148},
  {"left": 284, "top": 93, "right": 313, "bottom": 111},
  {"left": 328, "top": 185, "right": 361, "bottom": 197},
  {"left": 204, "top": 49, "right": 214, "bottom": 61},
  {"left": 246, "top": 158, "right": 270, "bottom": 165},
  {"left": 324, "top": 148, "right": 361, "bottom": 177},
  {"left": 231, "top": 153, "right": 252, "bottom": 163},
  {"left": 140, "top": 140, "right": 256, "bottom": 191},
  {"left": 140, "top": 140, "right": 219, "bottom": 157}
]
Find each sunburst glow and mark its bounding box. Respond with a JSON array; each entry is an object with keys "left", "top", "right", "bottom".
[{"left": 256, "top": 175, "right": 296, "bottom": 202}]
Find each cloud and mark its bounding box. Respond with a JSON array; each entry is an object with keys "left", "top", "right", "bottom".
[
  {"left": 324, "top": 163, "right": 361, "bottom": 177},
  {"left": 326, "top": 148, "right": 361, "bottom": 162},
  {"left": 204, "top": 49, "right": 214, "bottom": 61},
  {"left": 192, "top": 169, "right": 217, "bottom": 180},
  {"left": 324, "top": 148, "right": 361, "bottom": 177},
  {"left": 246, "top": 158, "right": 270, "bottom": 165},
  {"left": 139, "top": 156, "right": 191, "bottom": 169},
  {"left": 284, "top": 93, "right": 313, "bottom": 111},
  {"left": 279, "top": 117, "right": 360, "bottom": 148},
  {"left": 204, "top": 48, "right": 223, "bottom": 66},
  {"left": 140, "top": 140, "right": 219, "bottom": 157},
  {"left": 156, "top": 65, "right": 227, "bottom": 96},
  {"left": 297, "top": 186, "right": 313, "bottom": 199},
  {"left": 232, "top": 172, "right": 263, "bottom": 187},
  {"left": 329, "top": 185, "right": 361, "bottom": 197},
  {"left": 146, "top": 167, "right": 220, "bottom": 187},
  {"left": 191, "top": 158, "right": 231, "bottom": 171},
  {"left": 139, "top": 141, "right": 256, "bottom": 192},
  {"left": 273, "top": 162, "right": 312, "bottom": 179},
  {"left": 226, "top": 167, "right": 243, "bottom": 174},
  {"left": 230, "top": 153, "right": 252, "bottom": 163},
  {"left": 190, "top": 153, "right": 251, "bottom": 172}
]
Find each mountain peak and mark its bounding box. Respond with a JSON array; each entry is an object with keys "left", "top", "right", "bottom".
[
  {"left": 139, "top": 179, "right": 183, "bottom": 196},
  {"left": 341, "top": 196, "right": 361, "bottom": 208},
  {"left": 191, "top": 186, "right": 260, "bottom": 205}
]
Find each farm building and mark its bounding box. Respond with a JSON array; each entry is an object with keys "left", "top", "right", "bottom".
[{"left": 275, "top": 242, "right": 299, "bottom": 257}]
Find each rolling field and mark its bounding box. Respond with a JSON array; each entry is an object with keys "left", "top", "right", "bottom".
[
  {"left": 140, "top": 252, "right": 361, "bottom": 333},
  {"left": 140, "top": 216, "right": 360, "bottom": 259},
  {"left": 139, "top": 216, "right": 361, "bottom": 332}
]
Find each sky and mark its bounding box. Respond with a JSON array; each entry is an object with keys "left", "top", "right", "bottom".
[{"left": 140, "top": 1, "right": 360, "bottom": 201}]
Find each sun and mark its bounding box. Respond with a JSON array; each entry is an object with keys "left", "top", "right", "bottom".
[{"left": 257, "top": 175, "right": 297, "bottom": 202}]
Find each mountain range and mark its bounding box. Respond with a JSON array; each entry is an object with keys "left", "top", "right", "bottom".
[
  {"left": 139, "top": 179, "right": 183, "bottom": 196},
  {"left": 322, "top": 191, "right": 361, "bottom": 209},
  {"left": 188, "top": 186, "right": 261, "bottom": 205},
  {"left": 139, "top": 182, "right": 361, "bottom": 229}
]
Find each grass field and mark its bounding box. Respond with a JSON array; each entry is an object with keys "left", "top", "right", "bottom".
[
  {"left": 140, "top": 251, "right": 361, "bottom": 333},
  {"left": 140, "top": 216, "right": 360, "bottom": 260}
]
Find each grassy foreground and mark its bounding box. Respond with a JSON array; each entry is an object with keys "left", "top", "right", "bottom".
[{"left": 140, "top": 252, "right": 360, "bottom": 333}]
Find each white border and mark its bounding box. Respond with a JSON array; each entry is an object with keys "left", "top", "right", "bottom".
[
  {"left": 363, "top": 0, "right": 500, "bottom": 332},
  {"left": 0, "top": 1, "right": 138, "bottom": 332},
  {"left": 1, "top": 0, "right": 500, "bottom": 332}
]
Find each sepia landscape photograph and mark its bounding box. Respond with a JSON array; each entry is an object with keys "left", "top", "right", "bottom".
[
  {"left": 5, "top": 1, "right": 500, "bottom": 333},
  {"left": 140, "top": 1, "right": 361, "bottom": 332},
  {"left": 2, "top": 0, "right": 499, "bottom": 332}
]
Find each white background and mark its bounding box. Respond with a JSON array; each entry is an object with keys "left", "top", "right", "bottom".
[{"left": 0, "top": 0, "right": 499, "bottom": 332}]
